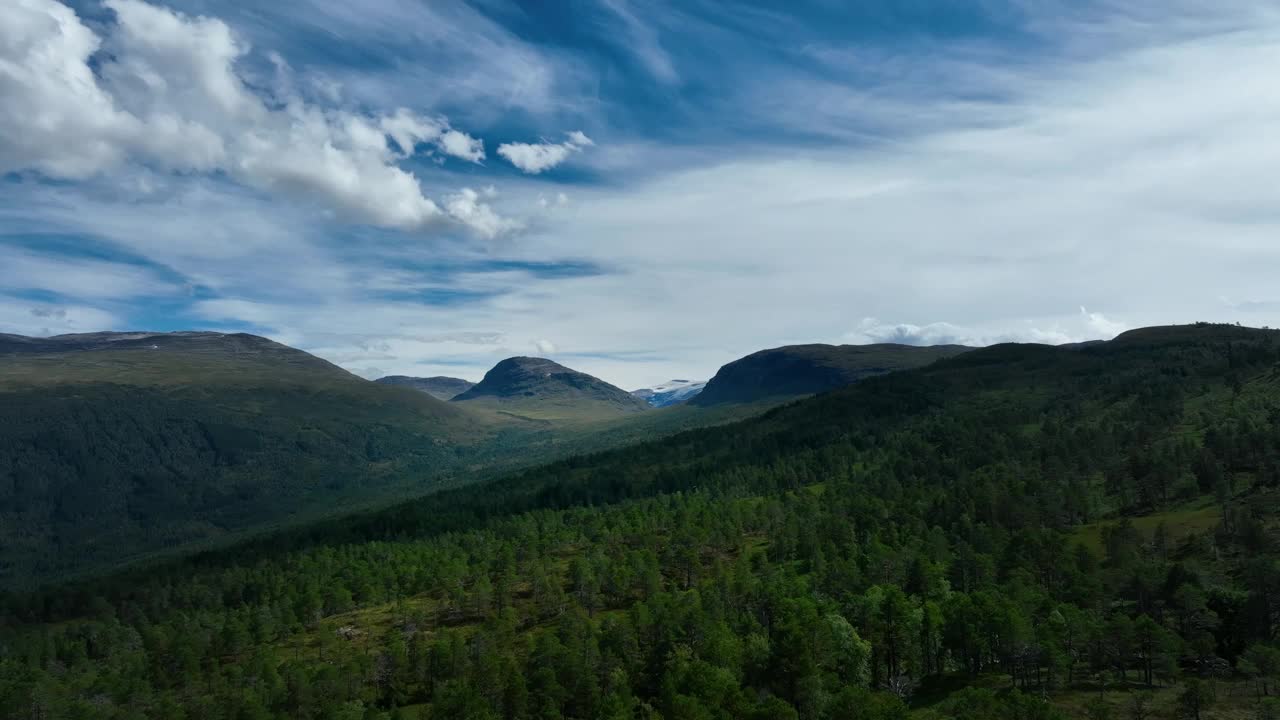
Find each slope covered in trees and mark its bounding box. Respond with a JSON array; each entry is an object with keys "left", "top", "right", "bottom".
[
  {"left": 0, "top": 332, "right": 494, "bottom": 587},
  {"left": 1, "top": 332, "right": 960, "bottom": 588},
  {"left": 5, "top": 323, "right": 1280, "bottom": 719}
]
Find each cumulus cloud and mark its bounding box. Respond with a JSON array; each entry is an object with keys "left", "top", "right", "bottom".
[
  {"left": 848, "top": 311, "right": 1129, "bottom": 348},
  {"left": 534, "top": 339, "right": 557, "bottom": 354},
  {"left": 1081, "top": 307, "right": 1128, "bottom": 338},
  {"left": 0, "top": 0, "right": 140, "bottom": 178},
  {"left": 443, "top": 188, "right": 523, "bottom": 239},
  {"left": 498, "top": 131, "right": 594, "bottom": 174},
  {"left": 0, "top": 0, "right": 508, "bottom": 236}
]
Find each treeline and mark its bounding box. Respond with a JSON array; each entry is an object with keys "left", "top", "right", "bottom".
[{"left": 4, "top": 326, "right": 1280, "bottom": 719}]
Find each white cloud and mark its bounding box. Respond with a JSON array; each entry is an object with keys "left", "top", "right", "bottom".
[
  {"left": 0, "top": 298, "right": 120, "bottom": 337},
  {"left": 443, "top": 188, "right": 522, "bottom": 239},
  {"left": 497, "top": 131, "right": 594, "bottom": 174},
  {"left": 599, "top": 0, "right": 678, "bottom": 85},
  {"left": 564, "top": 131, "right": 594, "bottom": 148},
  {"left": 4, "top": 1, "right": 1280, "bottom": 391},
  {"left": 846, "top": 320, "right": 985, "bottom": 347},
  {"left": 438, "top": 129, "right": 486, "bottom": 163},
  {"left": 534, "top": 339, "right": 557, "bottom": 354},
  {"left": 1080, "top": 307, "right": 1128, "bottom": 338},
  {"left": 0, "top": 0, "right": 509, "bottom": 236},
  {"left": 846, "top": 312, "right": 1128, "bottom": 348},
  {"left": 0, "top": 249, "right": 175, "bottom": 300},
  {"left": 0, "top": 0, "right": 139, "bottom": 178},
  {"left": 268, "top": 0, "right": 583, "bottom": 120}
]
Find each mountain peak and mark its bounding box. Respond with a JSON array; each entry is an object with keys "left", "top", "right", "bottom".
[{"left": 453, "top": 356, "right": 649, "bottom": 420}]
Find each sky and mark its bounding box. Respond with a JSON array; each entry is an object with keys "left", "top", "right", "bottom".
[{"left": 2, "top": 0, "right": 1280, "bottom": 389}]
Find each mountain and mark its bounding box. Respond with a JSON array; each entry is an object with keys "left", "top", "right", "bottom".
[
  {"left": 452, "top": 356, "right": 651, "bottom": 421},
  {"left": 12, "top": 324, "right": 1280, "bottom": 720},
  {"left": 0, "top": 331, "right": 494, "bottom": 587},
  {"left": 631, "top": 378, "right": 706, "bottom": 407},
  {"left": 691, "top": 341, "right": 971, "bottom": 405},
  {"left": 0, "top": 334, "right": 823, "bottom": 586},
  {"left": 375, "top": 374, "right": 475, "bottom": 400}
]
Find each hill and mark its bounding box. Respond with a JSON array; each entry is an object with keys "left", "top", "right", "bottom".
[
  {"left": 9, "top": 324, "right": 1280, "bottom": 719},
  {"left": 452, "top": 356, "right": 651, "bottom": 421},
  {"left": 691, "top": 341, "right": 971, "bottom": 405},
  {"left": 2, "top": 335, "right": 884, "bottom": 586},
  {"left": 0, "top": 331, "right": 496, "bottom": 587},
  {"left": 374, "top": 375, "right": 475, "bottom": 400}
]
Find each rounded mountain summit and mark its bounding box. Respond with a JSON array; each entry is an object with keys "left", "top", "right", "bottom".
[{"left": 451, "top": 356, "right": 651, "bottom": 421}]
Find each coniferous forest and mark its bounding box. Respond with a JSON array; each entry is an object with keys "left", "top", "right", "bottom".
[{"left": 6, "top": 324, "right": 1280, "bottom": 719}]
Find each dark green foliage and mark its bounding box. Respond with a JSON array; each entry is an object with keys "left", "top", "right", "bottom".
[
  {"left": 5, "top": 323, "right": 1280, "bottom": 719},
  {"left": 0, "top": 332, "right": 493, "bottom": 587},
  {"left": 0, "top": 334, "right": 790, "bottom": 588}
]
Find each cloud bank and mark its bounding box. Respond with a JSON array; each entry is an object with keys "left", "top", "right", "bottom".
[{"left": 0, "top": 0, "right": 512, "bottom": 236}]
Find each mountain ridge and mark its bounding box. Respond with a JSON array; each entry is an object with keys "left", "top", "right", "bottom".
[
  {"left": 691, "top": 341, "right": 972, "bottom": 405},
  {"left": 375, "top": 374, "right": 476, "bottom": 400},
  {"left": 11, "top": 323, "right": 1280, "bottom": 719},
  {"left": 0, "top": 330, "right": 486, "bottom": 586}
]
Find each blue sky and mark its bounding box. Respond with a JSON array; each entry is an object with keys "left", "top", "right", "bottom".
[{"left": 3, "top": 0, "right": 1280, "bottom": 388}]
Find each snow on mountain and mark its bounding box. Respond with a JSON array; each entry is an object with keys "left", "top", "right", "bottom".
[{"left": 631, "top": 379, "right": 706, "bottom": 408}]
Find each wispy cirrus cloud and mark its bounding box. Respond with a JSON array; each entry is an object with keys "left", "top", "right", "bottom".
[
  {"left": 0, "top": 248, "right": 176, "bottom": 300},
  {"left": 3, "top": 0, "right": 1280, "bottom": 391}
]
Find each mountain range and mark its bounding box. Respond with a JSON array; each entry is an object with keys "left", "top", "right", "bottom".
[
  {"left": 0, "top": 331, "right": 971, "bottom": 586},
  {"left": 7, "top": 322, "right": 1277, "bottom": 720}
]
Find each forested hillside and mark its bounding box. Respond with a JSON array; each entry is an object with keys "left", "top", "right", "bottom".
[
  {"left": 0, "top": 333, "right": 894, "bottom": 588},
  {"left": 0, "top": 332, "right": 489, "bottom": 586},
  {"left": 5, "top": 323, "right": 1280, "bottom": 719}
]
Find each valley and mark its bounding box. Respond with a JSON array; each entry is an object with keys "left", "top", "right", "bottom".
[
  {"left": 3, "top": 323, "right": 1279, "bottom": 719},
  {"left": 0, "top": 332, "right": 946, "bottom": 587}
]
